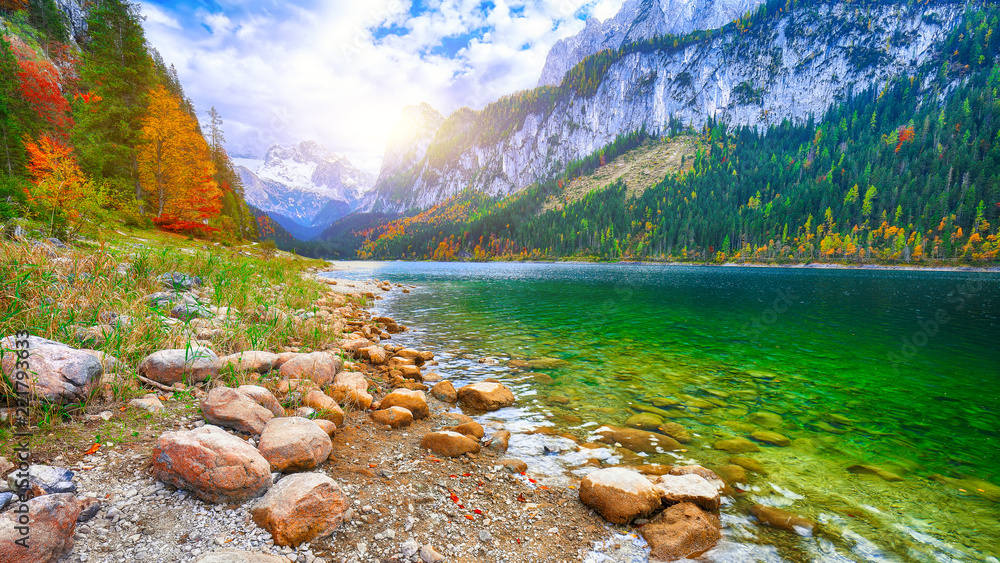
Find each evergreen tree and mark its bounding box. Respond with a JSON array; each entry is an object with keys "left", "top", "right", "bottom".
[{"left": 72, "top": 0, "right": 154, "bottom": 208}]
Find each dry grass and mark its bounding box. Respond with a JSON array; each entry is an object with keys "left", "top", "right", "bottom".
[
  {"left": 542, "top": 137, "right": 696, "bottom": 213},
  {"left": 0, "top": 225, "right": 348, "bottom": 413}
]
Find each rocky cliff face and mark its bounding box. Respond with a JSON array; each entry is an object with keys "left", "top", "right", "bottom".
[
  {"left": 55, "top": 0, "right": 88, "bottom": 42},
  {"left": 537, "top": 0, "right": 765, "bottom": 87},
  {"left": 235, "top": 141, "right": 374, "bottom": 229},
  {"left": 362, "top": 103, "right": 445, "bottom": 213},
  {"left": 365, "top": 0, "right": 965, "bottom": 214}
]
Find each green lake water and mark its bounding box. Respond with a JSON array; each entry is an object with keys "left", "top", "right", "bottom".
[{"left": 327, "top": 262, "right": 1000, "bottom": 562}]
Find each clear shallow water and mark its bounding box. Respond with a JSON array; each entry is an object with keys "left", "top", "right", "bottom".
[{"left": 326, "top": 261, "right": 1000, "bottom": 562}]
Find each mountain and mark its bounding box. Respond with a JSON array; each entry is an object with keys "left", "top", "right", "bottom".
[
  {"left": 537, "top": 0, "right": 765, "bottom": 87},
  {"left": 358, "top": 0, "right": 966, "bottom": 214},
  {"left": 362, "top": 103, "right": 446, "bottom": 213},
  {"left": 347, "top": 3, "right": 1000, "bottom": 265},
  {"left": 235, "top": 141, "right": 374, "bottom": 238}
]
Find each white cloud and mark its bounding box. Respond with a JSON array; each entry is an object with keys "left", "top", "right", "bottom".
[{"left": 137, "top": 0, "right": 625, "bottom": 174}]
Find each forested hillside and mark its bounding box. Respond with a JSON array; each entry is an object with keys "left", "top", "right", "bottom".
[
  {"left": 0, "top": 0, "right": 256, "bottom": 240},
  {"left": 349, "top": 4, "right": 1000, "bottom": 265}
]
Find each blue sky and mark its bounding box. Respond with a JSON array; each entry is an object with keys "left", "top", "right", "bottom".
[{"left": 137, "top": 0, "right": 624, "bottom": 173}]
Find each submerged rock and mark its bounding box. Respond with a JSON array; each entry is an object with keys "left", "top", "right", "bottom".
[
  {"left": 595, "top": 425, "right": 682, "bottom": 454},
  {"left": 729, "top": 456, "right": 767, "bottom": 474},
  {"left": 749, "top": 504, "right": 815, "bottom": 536},
  {"left": 847, "top": 464, "right": 904, "bottom": 482},
  {"left": 929, "top": 474, "right": 1000, "bottom": 503},
  {"left": 750, "top": 430, "right": 791, "bottom": 447},
  {"left": 623, "top": 412, "right": 664, "bottom": 431},
  {"left": 713, "top": 437, "right": 760, "bottom": 453},
  {"left": 657, "top": 422, "right": 693, "bottom": 444}
]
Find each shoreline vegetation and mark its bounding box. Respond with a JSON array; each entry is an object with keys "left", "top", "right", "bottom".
[{"left": 328, "top": 257, "right": 1000, "bottom": 273}]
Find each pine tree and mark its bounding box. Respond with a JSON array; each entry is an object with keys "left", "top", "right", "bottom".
[{"left": 72, "top": 0, "right": 154, "bottom": 207}]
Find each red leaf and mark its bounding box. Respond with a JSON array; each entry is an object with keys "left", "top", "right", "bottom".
[{"left": 83, "top": 443, "right": 99, "bottom": 455}]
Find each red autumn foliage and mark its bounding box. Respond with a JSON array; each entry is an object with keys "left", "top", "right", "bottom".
[
  {"left": 152, "top": 215, "right": 219, "bottom": 234},
  {"left": 6, "top": 35, "right": 72, "bottom": 137},
  {"left": 895, "top": 125, "right": 915, "bottom": 153}
]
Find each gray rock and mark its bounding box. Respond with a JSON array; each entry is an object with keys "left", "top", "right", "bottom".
[
  {"left": 171, "top": 303, "right": 213, "bottom": 321},
  {"left": 138, "top": 347, "right": 220, "bottom": 386},
  {"left": 159, "top": 272, "right": 202, "bottom": 290},
  {"left": 400, "top": 540, "right": 419, "bottom": 559},
  {"left": 0, "top": 336, "right": 102, "bottom": 403}
]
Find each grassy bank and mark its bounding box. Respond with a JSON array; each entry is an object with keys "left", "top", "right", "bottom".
[{"left": 0, "top": 224, "right": 356, "bottom": 418}]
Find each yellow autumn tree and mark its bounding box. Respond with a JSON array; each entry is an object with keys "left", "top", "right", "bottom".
[
  {"left": 138, "top": 84, "right": 221, "bottom": 233},
  {"left": 24, "top": 135, "right": 104, "bottom": 235}
]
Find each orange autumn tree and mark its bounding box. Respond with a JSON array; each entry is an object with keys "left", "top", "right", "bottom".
[
  {"left": 138, "top": 84, "right": 221, "bottom": 233},
  {"left": 24, "top": 134, "right": 101, "bottom": 233}
]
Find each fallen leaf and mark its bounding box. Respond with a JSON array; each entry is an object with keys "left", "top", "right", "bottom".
[
  {"left": 83, "top": 443, "right": 100, "bottom": 455},
  {"left": 465, "top": 515, "right": 474, "bottom": 520}
]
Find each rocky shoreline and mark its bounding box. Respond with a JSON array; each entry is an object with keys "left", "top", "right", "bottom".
[{"left": 0, "top": 266, "right": 670, "bottom": 563}]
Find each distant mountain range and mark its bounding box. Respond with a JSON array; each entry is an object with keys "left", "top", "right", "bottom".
[{"left": 234, "top": 141, "right": 374, "bottom": 240}]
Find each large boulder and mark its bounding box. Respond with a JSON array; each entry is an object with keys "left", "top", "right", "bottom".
[
  {"left": 152, "top": 425, "right": 272, "bottom": 503},
  {"left": 669, "top": 465, "right": 728, "bottom": 494},
  {"left": 236, "top": 385, "right": 285, "bottom": 418},
  {"left": 301, "top": 390, "right": 345, "bottom": 426},
  {"left": 250, "top": 472, "right": 348, "bottom": 547},
  {"left": 379, "top": 389, "right": 428, "bottom": 419},
  {"left": 578, "top": 467, "right": 661, "bottom": 524},
  {"left": 456, "top": 381, "right": 515, "bottom": 411},
  {"left": 138, "top": 347, "right": 220, "bottom": 386},
  {"left": 201, "top": 387, "right": 274, "bottom": 435},
  {"left": 219, "top": 352, "right": 280, "bottom": 374},
  {"left": 641, "top": 502, "right": 721, "bottom": 561},
  {"left": 650, "top": 473, "right": 721, "bottom": 512},
  {"left": 370, "top": 407, "right": 413, "bottom": 428},
  {"left": 594, "top": 425, "right": 683, "bottom": 454},
  {"left": 0, "top": 493, "right": 81, "bottom": 563},
  {"left": 257, "top": 417, "right": 332, "bottom": 473},
  {"left": 330, "top": 371, "right": 373, "bottom": 410},
  {"left": 0, "top": 335, "right": 102, "bottom": 403},
  {"left": 420, "top": 431, "right": 481, "bottom": 457},
  {"left": 430, "top": 380, "right": 457, "bottom": 403},
  {"left": 278, "top": 352, "right": 341, "bottom": 386}
]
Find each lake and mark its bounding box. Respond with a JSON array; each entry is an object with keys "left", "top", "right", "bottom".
[{"left": 325, "top": 261, "right": 1000, "bottom": 562}]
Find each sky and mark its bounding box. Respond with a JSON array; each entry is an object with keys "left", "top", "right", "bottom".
[{"left": 137, "top": 0, "right": 625, "bottom": 175}]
